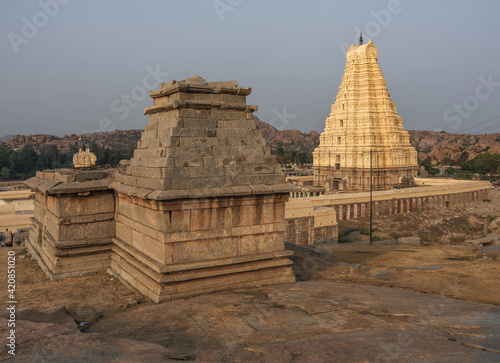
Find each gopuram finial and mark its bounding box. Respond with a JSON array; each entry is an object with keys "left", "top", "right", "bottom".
[{"left": 359, "top": 32, "right": 363, "bottom": 46}]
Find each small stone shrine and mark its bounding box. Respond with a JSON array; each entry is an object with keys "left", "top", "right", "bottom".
[
  {"left": 73, "top": 145, "right": 97, "bottom": 168},
  {"left": 313, "top": 40, "right": 418, "bottom": 191},
  {"left": 25, "top": 76, "right": 297, "bottom": 303}
]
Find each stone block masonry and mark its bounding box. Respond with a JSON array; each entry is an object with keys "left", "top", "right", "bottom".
[
  {"left": 25, "top": 76, "right": 299, "bottom": 302},
  {"left": 303, "top": 178, "right": 492, "bottom": 221},
  {"left": 25, "top": 168, "right": 117, "bottom": 279},
  {"left": 284, "top": 200, "right": 338, "bottom": 246}
]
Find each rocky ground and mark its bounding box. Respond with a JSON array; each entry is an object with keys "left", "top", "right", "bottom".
[
  {"left": 0, "top": 192, "right": 499, "bottom": 361},
  {"left": 1, "top": 280, "right": 499, "bottom": 362},
  {"left": 337, "top": 189, "right": 500, "bottom": 244}
]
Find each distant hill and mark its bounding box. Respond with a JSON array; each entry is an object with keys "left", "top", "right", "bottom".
[
  {"left": 254, "top": 116, "right": 319, "bottom": 153},
  {"left": 409, "top": 130, "right": 500, "bottom": 165},
  {"left": 2, "top": 119, "right": 499, "bottom": 166},
  {"left": 3, "top": 130, "right": 142, "bottom": 153}
]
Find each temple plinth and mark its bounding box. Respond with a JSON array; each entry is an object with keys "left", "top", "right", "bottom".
[
  {"left": 25, "top": 76, "right": 298, "bottom": 303},
  {"left": 313, "top": 40, "right": 418, "bottom": 192}
]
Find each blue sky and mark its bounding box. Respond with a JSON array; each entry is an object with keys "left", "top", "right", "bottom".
[{"left": 1, "top": 0, "right": 499, "bottom": 136}]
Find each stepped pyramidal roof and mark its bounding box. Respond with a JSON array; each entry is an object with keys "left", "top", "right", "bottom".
[
  {"left": 119, "top": 75, "right": 292, "bottom": 199},
  {"left": 313, "top": 39, "right": 418, "bottom": 191}
]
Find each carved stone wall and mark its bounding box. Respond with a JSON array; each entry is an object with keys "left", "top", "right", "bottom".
[
  {"left": 25, "top": 169, "right": 116, "bottom": 279},
  {"left": 25, "top": 76, "right": 298, "bottom": 303}
]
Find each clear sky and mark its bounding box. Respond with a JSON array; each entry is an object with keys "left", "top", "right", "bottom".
[{"left": 1, "top": 0, "right": 499, "bottom": 137}]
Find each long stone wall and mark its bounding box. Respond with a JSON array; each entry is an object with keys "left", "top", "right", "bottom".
[{"left": 303, "top": 179, "right": 491, "bottom": 221}]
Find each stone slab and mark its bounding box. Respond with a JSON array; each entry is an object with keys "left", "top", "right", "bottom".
[{"left": 398, "top": 236, "right": 422, "bottom": 246}]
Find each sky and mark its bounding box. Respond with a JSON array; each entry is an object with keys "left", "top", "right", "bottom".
[{"left": 1, "top": 0, "right": 499, "bottom": 137}]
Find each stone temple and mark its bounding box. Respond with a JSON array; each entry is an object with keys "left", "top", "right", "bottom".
[
  {"left": 25, "top": 76, "right": 297, "bottom": 303},
  {"left": 313, "top": 40, "right": 418, "bottom": 192}
]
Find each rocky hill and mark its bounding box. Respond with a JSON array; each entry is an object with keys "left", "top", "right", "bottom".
[
  {"left": 3, "top": 130, "right": 142, "bottom": 153},
  {"left": 254, "top": 119, "right": 500, "bottom": 165},
  {"left": 2, "top": 119, "right": 499, "bottom": 166},
  {"left": 254, "top": 117, "right": 319, "bottom": 153},
  {"left": 409, "top": 130, "right": 500, "bottom": 165}
]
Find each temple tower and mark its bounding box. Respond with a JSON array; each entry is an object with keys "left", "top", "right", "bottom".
[
  {"left": 111, "top": 76, "right": 297, "bottom": 302},
  {"left": 313, "top": 40, "right": 418, "bottom": 192},
  {"left": 25, "top": 76, "right": 298, "bottom": 303}
]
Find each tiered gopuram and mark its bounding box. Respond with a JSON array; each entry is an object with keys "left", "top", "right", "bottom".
[{"left": 313, "top": 40, "right": 418, "bottom": 191}]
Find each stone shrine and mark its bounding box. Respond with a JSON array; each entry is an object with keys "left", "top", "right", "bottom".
[
  {"left": 73, "top": 146, "right": 97, "bottom": 168},
  {"left": 313, "top": 40, "right": 418, "bottom": 191},
  {"left": 25, "top": 76, "right": 297, "bottom": 303}
]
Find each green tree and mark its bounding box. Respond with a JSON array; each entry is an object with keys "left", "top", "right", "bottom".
[
  {"left": 38, "top": 145, "right": 63, "bottom": 170},
  {"left": 444, "top": 167, "right": 456, "bottom": 176},
  {"left": 298, "top": 152, "right": 313, "bottom": 164},
  {"left": 0, "top": 167, "right": 10, "bottom": 180},
  {"left": 275, "top": 147, "right": 287, "bottom": 164},
  {"left": 420, "top": 158, "right": 440, "bottom": 176},
  {"left": 9, "top": 144, "right": 38, "bottom": 175},
  {"left": 0, "top": 144, "right": 12, "bottom": 168},
  {"left": 462, "top": 153, "right": 500, "bottom": 175}
]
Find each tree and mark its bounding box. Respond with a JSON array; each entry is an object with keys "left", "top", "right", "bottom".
[
  {"left": 38, "top": 145, "right": 63, "bottom": 170},
  {"left": 275, "top": 147, "right": 287, "bottom": 164},
  {"left": 9, "top": 144, "right": 37, "bottom": 175},
  {"left": 298, "top": 152, "right": 313, "bottom": 164},
  {"left": 444, "top": 167, "right": 456, "bottom": 176},
  {"left": 462, "top": 153, "right": 500, "bottom": 175},
  {"left": 0, "top": 144, "right": 12, "bottom": 168},
  {"left": 420, "top": 158, "right": 440, "bottom": 176},
  {"left": 0, "top": 167, "right": 10, "bottom": 180}
]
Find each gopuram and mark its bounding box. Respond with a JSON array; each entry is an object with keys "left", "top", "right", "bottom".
[
  {"left": 25, "top": 76, "right": 297, "bottom": 303},
  {"left": 313, "top": 39, "right": 418, "bottom": 192}
]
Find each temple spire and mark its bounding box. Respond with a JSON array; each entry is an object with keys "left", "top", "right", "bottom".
[
  {"left": 359, "top": 31, "right": 363, "bottom": 45},
  {"left": 313, "top": 41, "right": 418, "bottom": 192}
]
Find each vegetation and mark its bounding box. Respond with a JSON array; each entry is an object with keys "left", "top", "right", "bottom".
[
  {"left": 453, "top": 170, "right": 474, "bottom": 180},
  {"left": 389, "top": 232, "right": 399, "bottom": 239},
  {"left": 272, "top": 147, "right": 313, "bottom": 165},
  {"left": 444, "top": 167, "right": 456, "bottom": 176},
  {"left": 461, "top": 152, "right": 500, "bottom": 176},
  {"left": 419, "top": 158, "right": 440, "bottom": 176},
  {"left": 0, "top": 142, "right": 133, "bottom": 181},
  {"left": 419, "top": 153, "right": 499, "bottom": 182},
  {"left": 359, "top": 228, "right": 371, "bottom": 235}
]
